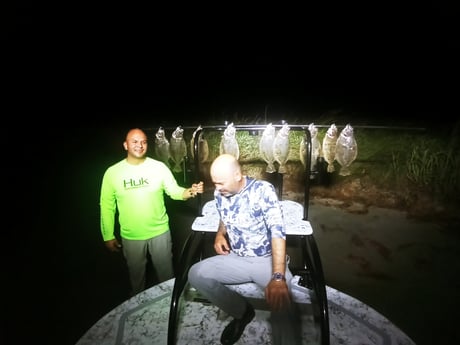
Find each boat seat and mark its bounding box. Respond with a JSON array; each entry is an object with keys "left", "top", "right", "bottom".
[
  {"left": 168, "top": 198, "right": 329, "bottom": 344},
  {"left": 192, "top": 199, "right": 313, "bottom": 235}
]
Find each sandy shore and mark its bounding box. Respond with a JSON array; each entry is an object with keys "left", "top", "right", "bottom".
[{"left": 304, "top": 199, "right": 460, "bottom": 345}]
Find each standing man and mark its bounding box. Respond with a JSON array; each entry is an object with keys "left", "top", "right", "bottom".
[
  {"left": 188, "top": 153, "right": 300, "bottom": 345},
  {"left": 100, "top": 128, "right": 203, "bottom": 296}
]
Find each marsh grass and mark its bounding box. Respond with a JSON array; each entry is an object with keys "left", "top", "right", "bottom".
[
  {"left": 405, "top": 134, "right": 460, "bottom": 199},
  {"left": 323, "top": 123, "right": 460, "bottom": 205}
]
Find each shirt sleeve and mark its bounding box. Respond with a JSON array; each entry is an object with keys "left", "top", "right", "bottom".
[
  {"left": 159, "top": 162, "right": 186, "bottom": 200},
  {"left": 261, "top": 182, "right": 285, "bottom": 239},
  {"left": 99, "top": 168, "right": 117, "bottom": 241}
]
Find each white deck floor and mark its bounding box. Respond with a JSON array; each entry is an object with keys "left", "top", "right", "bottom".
[{"left": 76, "top": 278, "right": 415, "bottom": 345}]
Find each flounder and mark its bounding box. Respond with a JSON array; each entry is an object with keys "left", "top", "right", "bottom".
[
  {"left": 273, "top": 123, "right": 290, "bottom": 174},
  {"left": 300, "top": 123, "right": 322, "bottom": 178},
  {"left": 154, "top": 127, "right": 170, "bottom": 167},
  {"left": 259, "top": 123, "right": 276, "bottom": 173},
  {"left": 335, "top": 123, "right": 358, "bottom": 176},
  {"left": 219, "top": 122, "right": 239, "bottom": 159},
  {"left": 322, "top": 123, "right": 338, "bottom": 173},
  {"left": 169, "top": 126, "right": 187, "bottom": 173}
]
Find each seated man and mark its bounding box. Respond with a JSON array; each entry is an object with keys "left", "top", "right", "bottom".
[{"left": 188, "top": 153, "right": 301, "bottom": 345}]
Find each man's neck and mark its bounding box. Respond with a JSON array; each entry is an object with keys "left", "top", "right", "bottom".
[
  {"left": 126, "top": 156, "right": 146, "bottom": 165},
  {"left": 238, "top": 176, "right": 247, "bottom": 193}
]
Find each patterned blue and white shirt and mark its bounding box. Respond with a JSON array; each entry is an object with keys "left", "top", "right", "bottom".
[{"left": 214, "top": 177, "right": 286, "bottom": 257}]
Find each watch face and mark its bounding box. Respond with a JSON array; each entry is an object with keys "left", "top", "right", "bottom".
[{"left": 273, "top": 272, "right": 285, "bottom": 281}]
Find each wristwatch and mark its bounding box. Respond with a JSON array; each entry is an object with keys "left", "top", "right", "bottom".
[{"left": 271, "top": 272, "right": 286, "bottom": 281}]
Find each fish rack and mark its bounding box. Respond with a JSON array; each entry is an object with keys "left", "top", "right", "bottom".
[
  {"left": 185, "top": 123, "right": 315, "bottom": 217},
  {"left": 167, "top": 123, "right": 330, "bottom": 345}
]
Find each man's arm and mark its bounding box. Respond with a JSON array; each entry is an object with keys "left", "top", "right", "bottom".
[
  {"left": 271, "top": 237, "right": 287, "bottom": 276},
  {"left": 99, "top": 171, "right": 116, "bottom": 242},
  {"left": 214, "top": 220, "right": 230, "bottom": 255},
  {"left": 262, "top": 182, "right": 291, "bottom": 311},
  {"left": 265, "top": 237, "right": 291, "bottom": 311}
]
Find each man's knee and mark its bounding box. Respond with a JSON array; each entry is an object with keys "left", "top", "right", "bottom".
[
  {"left": 188, "top": 262, "right": 214, "bottom": 290},
  {"left": 188, "top": 263, "right": 198, "bottom": 283}
]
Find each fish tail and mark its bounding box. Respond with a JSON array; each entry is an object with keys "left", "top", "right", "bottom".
[
  {"left": 339, "top": 166, "right": 351, "bottom": 176},
  {"left": 266, "top": 163, "right": 276, "bottom": 173},
  {"left": 172, "top": 162, "right": 182, "bottom": 173}
]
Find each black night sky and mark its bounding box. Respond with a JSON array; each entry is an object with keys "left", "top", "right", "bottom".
[{"left": 4, "top": 3, "right": 459, "bottom": 131}]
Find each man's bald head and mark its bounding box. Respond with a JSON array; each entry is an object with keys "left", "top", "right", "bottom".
[
  {"left": 210, "top": 154, "right": 243, "bottom": 197},
  {"left": 211, "top": 154, "right": 240, "bottom": 176},
  {"left": 126, "top": 128, "right": 147, "bottom": 142}
]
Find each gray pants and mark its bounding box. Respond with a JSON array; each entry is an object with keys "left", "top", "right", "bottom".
[
  {"left": 188, "top": 253, "right": 302, "bottom": 345},
  {"left": 122, "top": 231, "right": 174, "bottom": 296}
]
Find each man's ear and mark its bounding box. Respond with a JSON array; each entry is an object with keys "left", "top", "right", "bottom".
[{"left": 123, "top": 142, "right": 128, "bottom": 150}]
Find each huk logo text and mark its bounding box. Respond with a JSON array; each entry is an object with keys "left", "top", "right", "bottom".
[{"left": 124, "top": 178, "right": 149, "bottom": 189}]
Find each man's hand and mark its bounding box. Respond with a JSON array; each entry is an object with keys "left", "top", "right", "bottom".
[
  {"left": 265, "top": 280, "right": 291, "bottom": 311},
  {"left": 214, "top": 232, "right": 231, "bottom": 255},
  {"left": 190, "top": 181, "right": 204, "bottom": 197},
  {"left": 105, "top": 239, "right": 122, "bottom": 252},
  {"left": 193, "top": 181, "right": 204, "bottom": 194},
  {"left": 184, "top": 181, "right": 204, "bottom": 199}
]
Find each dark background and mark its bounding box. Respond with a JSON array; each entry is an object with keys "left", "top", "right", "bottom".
[
  {"left": 4, "top": 3, "right": 458, "bottom": 129},
  {"left": 3, "top": 3, "right": 458, "bottom": 345}
]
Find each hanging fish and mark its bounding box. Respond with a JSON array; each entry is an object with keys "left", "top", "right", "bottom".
[
  {"left": 300, "top": 123, "right": 322, "bottom": 178},
  {"left": 154, "top": 127, "right": 170, "bottom": 167},
  {"left": 190, "top": 125, "right": 209, "bottom": 163},
  {"left": 273, "top": 123, "right": 290, "bottom": 174},
  {"left": 322, "top": 123, "right": 338, "bottom": 173},
  {"left": 335, "top": 123, "right": 358, "bottom": 176},
  {"left": 169, "top": 126, "right": 187, "bottom": 173},
  {"left": 259, "top": 123, "right": 276, "bottom": 173},
  {"left": 219, "top": 122, "right": 239, "bottom": 159}
]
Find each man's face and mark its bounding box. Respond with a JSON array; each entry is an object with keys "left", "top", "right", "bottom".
[
  {"left": 211, "top": 170, "right": 239, "bottom": 197},
  {"left": 125, "top": 131, "right": 148, "bottom": 159}
]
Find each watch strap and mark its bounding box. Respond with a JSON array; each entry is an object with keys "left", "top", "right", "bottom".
[{"left": 271, "top": 272, "right": 286, "bottom": 281}]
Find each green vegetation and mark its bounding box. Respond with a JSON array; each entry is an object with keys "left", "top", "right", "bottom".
[{"left": 351, "top": 125, "right": 459, "bottom": 204}]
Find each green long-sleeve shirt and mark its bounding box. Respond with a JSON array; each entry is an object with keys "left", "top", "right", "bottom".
[{"left": 100, "top": 157, "right": 186, "bottom": 241}]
